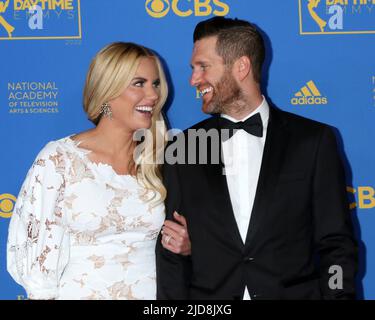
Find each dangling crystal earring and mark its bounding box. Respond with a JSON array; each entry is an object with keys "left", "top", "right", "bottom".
[{"left": 100, "top": 102, "right": 113, "bottom": 120}]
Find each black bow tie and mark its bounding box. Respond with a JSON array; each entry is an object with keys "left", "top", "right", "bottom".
[{"left": 219, "top": 113, "right": 263, "bottom": 141}]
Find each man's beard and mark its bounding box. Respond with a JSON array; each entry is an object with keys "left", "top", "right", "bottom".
[{"left": 203, "top": 71, "right": 243, "bottom": 115}]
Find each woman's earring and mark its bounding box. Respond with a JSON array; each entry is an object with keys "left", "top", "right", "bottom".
[{"left": 100, "top": 102, "right": 113, "bottom": 120}]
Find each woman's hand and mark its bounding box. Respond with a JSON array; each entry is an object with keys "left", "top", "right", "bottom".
[{"left": 161, "top": 211, "right": 191, "bottom": 256}]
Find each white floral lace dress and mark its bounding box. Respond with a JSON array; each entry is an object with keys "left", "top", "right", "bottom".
[{"left": 7, "top": 136, "right": 165, "bottom": 300}]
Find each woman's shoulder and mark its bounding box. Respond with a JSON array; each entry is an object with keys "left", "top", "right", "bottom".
[
  {"left": 68, "top": 129, "right": 97, "bottom": 150},
  {"left": 34, "top": 129, "right": 98, "bottom": 167}
]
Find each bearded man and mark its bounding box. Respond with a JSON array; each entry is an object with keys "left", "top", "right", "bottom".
[{"left": 156, "top": 16, "right": 358, "bottom": 300}]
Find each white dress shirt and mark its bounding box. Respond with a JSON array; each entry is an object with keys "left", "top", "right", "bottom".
[{"left": 221, "top": 96, "right": 270, "bottom": 300}]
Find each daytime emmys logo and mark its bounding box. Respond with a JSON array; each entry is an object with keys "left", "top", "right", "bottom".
[
  {"left": 0, "top": 0, "right": 81, "bottom": 40},
  {"left": 299, "top": 0, "right": 375, "bottom": 35}
]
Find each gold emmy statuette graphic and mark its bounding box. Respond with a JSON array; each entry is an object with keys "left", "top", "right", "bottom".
[
  {"left": 0, "top": 0, "right": 14, "bottom": 38},
  {"left": 307, "top": 0, "right": 327, "bottom": 32}
]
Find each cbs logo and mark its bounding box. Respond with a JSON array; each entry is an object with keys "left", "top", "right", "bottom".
[
  {"left": 347, "top": 186, "right": 375, "bottom": 209},
  {"left": 145, "top": 0, "right": 229, "bottom": 18},
  {"left": 0, "top": 193, "right": 16, "bottom": 218}
]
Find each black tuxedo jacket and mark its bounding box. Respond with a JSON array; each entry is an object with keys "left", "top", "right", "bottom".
[{"left": 156, "top": 107, "right": 358, "bottom": 300}]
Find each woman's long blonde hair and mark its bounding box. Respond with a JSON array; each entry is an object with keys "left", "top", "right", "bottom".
[{"left": 83, "top": 42, "right": 168, "bottom": 204}]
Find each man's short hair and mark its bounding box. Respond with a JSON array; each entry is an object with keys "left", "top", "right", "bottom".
[{"left": 193, "top": 17, "right": 265, "bottom": 83}]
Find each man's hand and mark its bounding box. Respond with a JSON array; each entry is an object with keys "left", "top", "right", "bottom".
[{"left": 161, "top": 211, "right": 191, "bottom": 256}]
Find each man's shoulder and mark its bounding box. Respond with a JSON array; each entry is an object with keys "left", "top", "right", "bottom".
[{"left": 274, "top": 107, "right": 330, "bottom": 132}]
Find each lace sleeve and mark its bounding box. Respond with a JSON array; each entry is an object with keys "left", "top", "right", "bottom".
[{"left": 7, "top": 141, "right": 70, "bottom": 300}]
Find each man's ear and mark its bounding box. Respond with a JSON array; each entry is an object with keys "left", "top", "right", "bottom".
[{"left": 234, "top": 56, "right": 251, "bottom": 81}]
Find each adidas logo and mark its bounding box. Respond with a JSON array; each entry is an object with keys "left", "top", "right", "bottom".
[{"left": 291, "top": 80, "right": 328, "bottom": 105}]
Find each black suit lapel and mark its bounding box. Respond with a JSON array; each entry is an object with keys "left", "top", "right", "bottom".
[
  {"left": 244, "top": 108, "right": 290, "bottom": 248},
  {"left": 201, "top": 116, "right": 244, "bottom": 249}
]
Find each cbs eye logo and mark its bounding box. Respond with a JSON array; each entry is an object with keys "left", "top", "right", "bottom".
[
  {"left": 0, "top": 193, "right": 16, "bottom": 218},
  {"left": 146, "top": 0, "right": 170, "bottom": 18},
  {"left": 145, "top": 0, "right": 229, "bottom": 18}
]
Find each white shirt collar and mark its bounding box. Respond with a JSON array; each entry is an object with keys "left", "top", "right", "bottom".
[{"left": 221, "top": 95, "right": 270, "bottom": 129}]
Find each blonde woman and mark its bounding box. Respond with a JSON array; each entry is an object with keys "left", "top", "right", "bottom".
[{"left": 7, "top": 42, "right": 190, "bottom": 300}]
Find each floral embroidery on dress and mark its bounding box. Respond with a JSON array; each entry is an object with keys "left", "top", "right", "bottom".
[
  {"left": 67, "top": 151, "right": 95, "bottom": 184},
  {"left": 73, "top": 231, "right": 97, "bottom": 245},
  {"left": 27, "top": 215, "right": 40, "bottom": 243},
  {"left": 29, "top": 187, "right": 37, "bottom": 205},
  {"left": 72, "top": 273, "right": 88, "bottom": 288},
  {"left": 34, "top": 175, "right": 42, "bottom": 185},
  {"left": 87, "top": 255, "right": 105, "bottom": 269},
  {"left": 112, "top": 253, "right": 133, "bottom": 270},
  {"left": 37, "top": 245, "right": 52, "bottom": 272},
  {"left": 53, "top": 182, "right": 66, "bottom": 223},
  {"left": 84, "top": 290, "right": 106, "bottom": 300},
  {"left": 64, "top": 194, "right": 78, "bottom": 210},
  {"left": 35, "top": 159, "right": 46, "bottom": 167},
  {"left": 48, "top": 149, "right": 65, "bottom": 175},
  {"left": 107, "top": 281, "right": 137, "bottom": 300},
  {"left": 7, "top": 136, "right": 165, "bottom": 300}
]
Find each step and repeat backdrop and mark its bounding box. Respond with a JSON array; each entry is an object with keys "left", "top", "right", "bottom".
[{"left": 0, "top": 0, "right": 374, "bottom": 299}]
